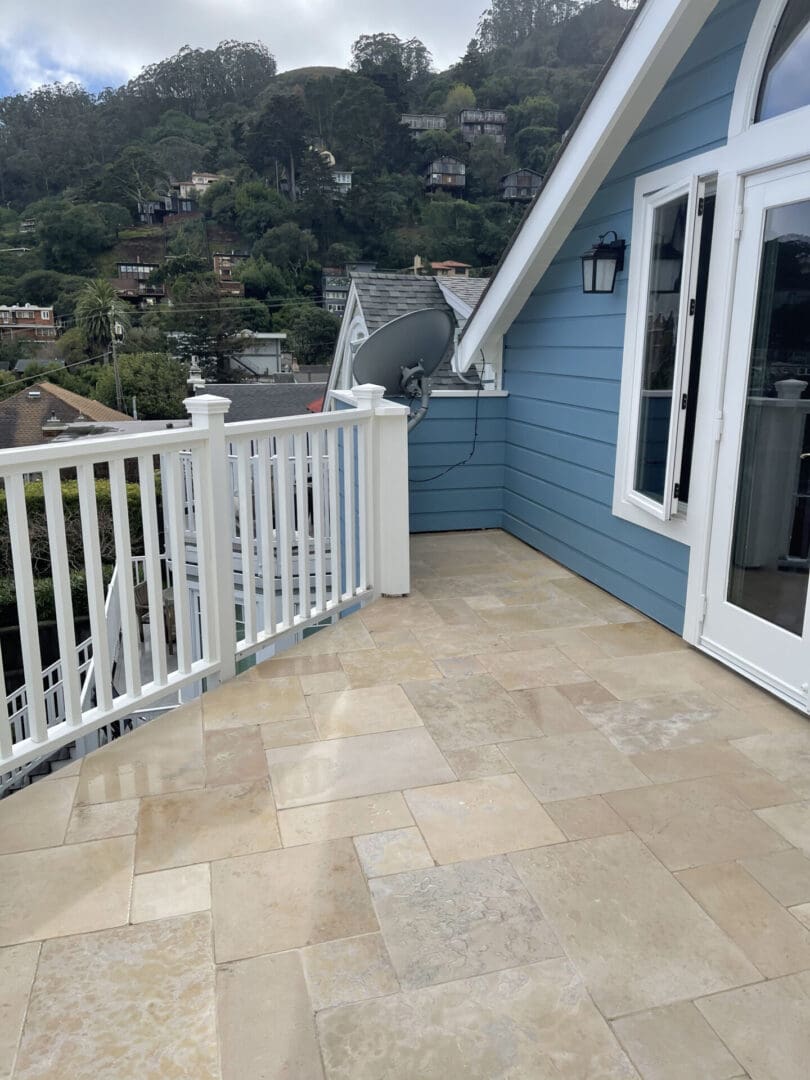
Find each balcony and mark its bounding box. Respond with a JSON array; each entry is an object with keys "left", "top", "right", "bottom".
[{"left": 2, "top": 518, "right": 810, "bottom": 1076}]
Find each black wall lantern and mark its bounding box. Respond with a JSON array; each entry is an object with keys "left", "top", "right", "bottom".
[{"left": 581, "top": 230, "right": 626, "bottom": 294}]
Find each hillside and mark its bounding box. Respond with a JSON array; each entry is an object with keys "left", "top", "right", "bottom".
[{"left": 0, "top": 0, "right": 634, "bottom": 407}]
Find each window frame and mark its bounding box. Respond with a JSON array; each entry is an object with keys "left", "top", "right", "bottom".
[
  {"left": 729, "top": 0, "right": 810, "bottom": 138},
  {"left": 617, "top": 175, "right": 707, "bottom": 524}
]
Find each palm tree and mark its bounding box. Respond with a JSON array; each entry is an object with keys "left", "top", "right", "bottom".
[{"left": 75, "top": 279, "right": 130, "bottom": 357}]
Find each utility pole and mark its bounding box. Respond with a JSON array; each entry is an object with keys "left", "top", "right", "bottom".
[{"left": 109, "top": 305, "right": 125, "bottom": 413}]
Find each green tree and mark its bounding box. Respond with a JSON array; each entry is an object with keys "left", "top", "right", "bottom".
[
  {"left": 274, "top": 301, "right": 339, "bottom": 366},
  {"left": 37, "top": 202, "right": 113, "bottom": 273},
  {"left": 244, "top": 90, "right": 309, "bottom": 200},
  {"left": 75, "top": 278, "right": 130, "bottom": 355},
  {"left": 253, "top": 223, "right": 318, "bottom": 273},
  {"left": 93, "top": 352, "right": 187, "bottom": 418},
  {"left": 235, "top": 258, "right": 293, "bottom": 300},
  {"left": 443, "top": 84, "right": 477, "bottom": 125},
  {"left": 466, "top": 136, "right": 510, "bottom": 198},
  {"left": 164, "top": 273, "right": 250, "bottom": 379}
]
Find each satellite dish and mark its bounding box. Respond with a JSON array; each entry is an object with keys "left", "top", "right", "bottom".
[{"left": 352, "top": 308, "right": 454, "bottom": 430}]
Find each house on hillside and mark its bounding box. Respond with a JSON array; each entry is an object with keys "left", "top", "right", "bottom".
[
  {"left": 419, "top": 0, "right": 810, "bottom": 713},
  {"left": 111, "top": 261, "right": 166, "bottom": 308},
  {"left": 401, "top": 113, "right": 447, "bottom": 134},
  {"left": 213, "top": 252, "right": 247, "bottom": 298},
  {"left": 501, "top": 169, "right": 544, "bottom": 201},
  {"left": 333, "top": 170, "right": 353, "bottom": 196},
  {"left": 322, "top": 270, "right": 352, "bottom": 316},
  {"left": 414, "top": 256, "right": 472, "bottom": 278},
  {"left": 0, "top": 305, "right": 57, "bottom": 340},
  {"left": 0, "top": 382, "right": 131, "bottom": 450},
  {"left": 177, "top": 172, "right": 229, "bottom": 199},
  {"left": 425, "top": 158, "right": 466, "bottom": 194},
  {"left": 458, "top": 108, "right": 507, "bottom": 146}
]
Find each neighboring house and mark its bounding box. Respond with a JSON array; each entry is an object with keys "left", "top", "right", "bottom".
[
  {"left": 177, "top": 172, "right": 228, "bottom": 199},
  {"left": 329, "top": 272, "right": 488, "bottom": 393},
  {"left": 213, "top": 252, "right": 247, "bottom": 282},
  {"left": 444, "top": 0, "right": 810, "bottom": 711},
  {"left": 0, "top": 305, "right": 57, "bottom": 340},
  {"left": 322, "top": 270, "right": 352, "bottom": 316},
  {"left": 213, "top": 252, "right": 247, "bottom": 298},
  {"left": 458, "top": 108, "right": 507, "bottom": 146},
  {"left": 425, "top": 158, "right": 466, "bottom": 194},
  {"left": 500, "top": 169, "right": 544, "bottom": 201},
  {"left": 401, "top": 113, "right": 447, "bottom": 134},
  {"left": 333, "top": 170, "right": 353, "bottom": 196},
  {"left": 229, "top": 331, "right": 288, "bottom": 378},
  {"left": 18, "top": 219, "right": 36, "bottom": 234},
  {"left": 0, "top": 382, "right": 131, "bottom": 449},
  {"left": 112, "top": 262, "right": 165, "bottom": 308},
  {"left": 414, "top": 257, "right": 472, "bottom": 277},
  {"left": 197, "top": 382, "right": 328, "bottom": 421}
]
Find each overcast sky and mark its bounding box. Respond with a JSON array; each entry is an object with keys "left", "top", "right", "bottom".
[{"left": 0, "top": 0, "right": 483, "bottom": 96}]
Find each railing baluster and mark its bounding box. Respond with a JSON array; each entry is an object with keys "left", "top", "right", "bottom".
[
  {"left": 109, "top": 458, "right": 141, "bottom": 700},
  {"left": 256, "top": 438, "right": 276, "bottom": 635},
  {"left": 5, "top": 474, "right": 48, "bottom": 743},
  {"left": 0, "top": 637, "right": 11, "bottom": 759},
  {"left": 311, "top": 428, "right": 326, "bottom": 613},
  {"left": 294, "top": 431, "right": 310, "bottom": 619},
  {"left": 42, "top": 467, "right": 82, "bottom": 727},
  {"left": 343, "top": 423, "right": 356, "bottom": 599},
  {"left": 77, "top": 463, "right": 113, "bottom": 714},
  {"left": 326, "top": 426, "right": 342, "bottom": 608},
  {"left": 357, "top": 420, "right": 370, "bottom": 591},
  {"left": 236, "top": 440, "right": 257, "bottom": 648},
  {"left": 162, "top": 453, "right": 192, "bottom": 676},
  {"left": 137, "top": 454, "right": 168, "bottom": 687},
  {"left": 275, "top": 433, "right": 294, "bottom": 629}
]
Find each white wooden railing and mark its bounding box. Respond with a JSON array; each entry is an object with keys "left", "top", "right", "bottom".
[{"left": 0, "top": 385, "right": 410, "bottom": 774}]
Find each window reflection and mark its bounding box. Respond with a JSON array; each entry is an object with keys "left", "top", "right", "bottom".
[
  {"left": 634, "top": 196, "right": 688, "bottom": 502},
  {"left": 756, "top": 0, "right": 810, "bottom": 123},
  {"left": 728, "top": 201, "right": 810, "bottom": 634}
]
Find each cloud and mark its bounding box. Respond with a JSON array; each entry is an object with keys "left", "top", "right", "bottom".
[{"left": 0, "top": 0, "right": 478, "bottom": 95}]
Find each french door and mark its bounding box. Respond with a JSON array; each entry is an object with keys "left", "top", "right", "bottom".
[{"left": 702, "top": 163, "right": 810, "bottom": 709}]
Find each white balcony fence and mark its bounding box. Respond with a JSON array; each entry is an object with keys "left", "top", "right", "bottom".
[{"left": 0, "top": 385, "right": 410, "bottom": 776}]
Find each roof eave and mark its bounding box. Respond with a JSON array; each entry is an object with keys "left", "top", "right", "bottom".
[{"left": 456, "top": 0, "right": 719, "bottom": 371}]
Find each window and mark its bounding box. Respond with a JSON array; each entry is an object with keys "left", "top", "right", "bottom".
[
  {"left": 41, "top": 310, "right": 50, "bottom": 319},
  {"left": 624, "top": 178, "right": 715, "bottom": 520},
  {"left": 756, "top": 0, "right": 810, "bottom": 123}
]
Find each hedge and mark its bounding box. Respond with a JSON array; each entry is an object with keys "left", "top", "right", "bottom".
[{"left": 0, "top": 476, "right": 145, "bottom": 580}]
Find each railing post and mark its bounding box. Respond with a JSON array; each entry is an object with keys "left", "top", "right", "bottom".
[
  {"left": 185, "top": 394, "right": 236, "bottom": 684},
  {"left": 352, "top": 384, "right": 411, "bottom": 597}
]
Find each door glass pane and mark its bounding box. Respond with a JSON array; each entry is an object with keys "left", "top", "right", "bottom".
[
  {"left": 756, "top": 0, "right": 810, "bottom": 123},
  {"left": 634, "top": 195, "right": 688, "bottom": 502},
  {"left": 727, "top": 199, "right": 810, "bottom": 634}
]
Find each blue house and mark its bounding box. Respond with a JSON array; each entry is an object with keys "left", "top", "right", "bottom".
[{"left": 339, "top": 0, "right": 810, "bottom": 714}]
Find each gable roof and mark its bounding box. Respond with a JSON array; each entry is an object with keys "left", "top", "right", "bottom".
[
  {"left": 349, "top": 273, "right": 486, "bottom": 389},
  {"left": 0, "top": 382, "right": 132, "bottom": 449},
  {"left": 456, "top": 0, "right": 718, "bottom": 370}
]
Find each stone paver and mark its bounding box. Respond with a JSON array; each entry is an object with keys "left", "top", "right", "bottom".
[{"left": 3, "top": 530, "right": 810, "bottom": 1079}]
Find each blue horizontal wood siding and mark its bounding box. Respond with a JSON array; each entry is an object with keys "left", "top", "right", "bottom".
[
  {"left": 501, "top": 0, "right": 759, "bottom": 632},
  {"left": 408, "top": 395, "right": 507, "bottom": 533}
]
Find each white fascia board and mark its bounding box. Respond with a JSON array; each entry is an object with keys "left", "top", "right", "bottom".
[
  {"left": 456, "top": 0, "right": 720, "bottom": 371},
  {"left": 327, "top": 282, "right": 362, "bottom": 396},
  {"left": 436, "top": 280, "right": 473, "bottom": 321}
]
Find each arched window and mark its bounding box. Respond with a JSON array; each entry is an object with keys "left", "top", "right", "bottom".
[{"left": 756, "top": 0, "right": 810, "bottom": 122}]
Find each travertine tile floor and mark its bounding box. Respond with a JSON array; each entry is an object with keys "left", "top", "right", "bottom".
[{"left": 2, "top": 529, "right": 810, "bottom": 1078}]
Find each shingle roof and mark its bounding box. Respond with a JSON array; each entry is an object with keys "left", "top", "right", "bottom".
[
  {"left": 0, "top": 382, "right": 131, "bottom": 449},
  {"left": 203, "top": 383, "right": 329, "bottom": 422},
  {"left": 351, "top": 274, "right": 482, "bottom": 390},
  {"left": 439, "top": 277, "right": 489, "bottom": 309}
]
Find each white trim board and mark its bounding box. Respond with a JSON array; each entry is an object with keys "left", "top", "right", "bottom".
[{"left": 456, "top": 0, "right": 722, "bottom": 372}]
